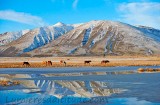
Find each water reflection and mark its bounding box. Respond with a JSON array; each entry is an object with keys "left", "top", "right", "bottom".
[
  {"left": 1, "top": 73, "right": 123, "bottom": 97},
  {"left": 0, "top": 67, "right": 160, "bottom": 105},
  {"left": 0, "top": 72, "right": 123, "bottom": 105}
]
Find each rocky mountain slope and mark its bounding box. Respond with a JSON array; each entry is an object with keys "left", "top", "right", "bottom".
[
  {"left": 0, "top": 22, "right": 80, "bottom": 56},
  {"left": 0, "top": 20, "right": 160, "bottom": 57},
  {"left": 26, "top": 20, "right": 160, "bottom": 56},
  {"left": 0, "top": 29, "right": 30, "bottom": 46}
]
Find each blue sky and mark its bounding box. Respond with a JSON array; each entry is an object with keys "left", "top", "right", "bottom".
[{"left": 0, "top": 0, "right": 160, "bottom": 33}]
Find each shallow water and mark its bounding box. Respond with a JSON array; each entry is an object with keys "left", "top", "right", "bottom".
[{"left": 0, "top": 66, "right": 160, "bottom": 105}]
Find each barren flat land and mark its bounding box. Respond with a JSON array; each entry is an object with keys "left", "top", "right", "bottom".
[{"left": 0, "top": 56, "right": 160, "bottom": 68}]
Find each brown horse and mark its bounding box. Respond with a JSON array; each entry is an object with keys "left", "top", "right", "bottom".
[
  {"left": 60, "top": 60, "right": 66, "bottom": 66},
  {"left": 47, "top": 61, "right": 52, "bottom": 66},
  {"left": 22, "top": 62, "right": 30, "bottom": 67},
  {"left": 101, "top": 60, "right": 109, "bottom": 64},
  {"left": 42, "top": 61, "right": 52, "bottom": 66},
  {"left": 84, "top": 60, "right": 91, "bottom": 65},
  {"left": 60, "top": 60, "right": 64, "bottom": 64}
]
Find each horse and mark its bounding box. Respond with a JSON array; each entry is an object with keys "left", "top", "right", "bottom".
[
  {"left": 42, "top": 61, "right": 52, "bottom": 66},
  {"left": 84, "top": 60, "right": 91, "bottom": 65},
  {"left": 60, "top": 60, "right": 66, "bottom": 66},
  {"left": 60, "top": 60, "right": 63, "bottom": 64},
  {"left": 22, "top": 62, "right": 30, "bottom": 67},
  {"left": 47, "top": 61, "right": 52, "bottom": 66},
  {"left": 63, "top": 61, "right": 66, "bottom": 66},
  {"left": 101, "top": 60, "right": 109, "bottom": 64}
]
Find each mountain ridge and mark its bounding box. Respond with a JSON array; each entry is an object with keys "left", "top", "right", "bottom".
[{"left": 0, "top": 20, "right": 160, "bottom": 57}]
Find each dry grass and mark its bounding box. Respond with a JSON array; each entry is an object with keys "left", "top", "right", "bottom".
[
  {"left": 137, "top": 68, "right": 160, "bottom": 73},
  {"left": 0, "top": 77, "right": 20, "bottom": 86},
  {"left": 0, "top": 56, "right": 160, "bottom": 68}
]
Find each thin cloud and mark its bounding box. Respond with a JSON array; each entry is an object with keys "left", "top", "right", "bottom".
[
  {"left": 0, "top": 10, "right": 47, "bottom": 26},
  {"left": 73, "top": 0, "right": 79, "bottom": 9},
  {"left": 118, "top": 2, "right": 160, "bottom": 29}
]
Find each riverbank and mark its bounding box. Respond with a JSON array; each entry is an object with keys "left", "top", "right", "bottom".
[{"left": 0, "top": 56, "right": 160, "bottom": 68}]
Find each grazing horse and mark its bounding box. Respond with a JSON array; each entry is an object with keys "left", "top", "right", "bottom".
[
  {"left": 60, "top": 60, "right": 67, "bottom": 66},
  {"left": 42, "top": 61, "right": 52, "bottom": 66},
  {"left": 23, "top": 62, "right": 30, "bottom": 67},
  {"left": 101, "top": 60, "right": 109, "bottom": 64},
  {"left": 60, "top": 60, "right": 64, "bottom": 64},
  {"left": 47, "top": 61, "right": 52, "bottom": 66},
  {"left": 84, "top": 60, "right": 91, "bottom": 65},
  {"left": 64, "top": 61, "right": 66, "bottom": 66}
]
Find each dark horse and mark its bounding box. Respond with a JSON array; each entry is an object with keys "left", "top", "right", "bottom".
[
  {"left": 84, "top": 60, "right": 91, "bottom": 65},
  {"left": 47, "top": 61, "right": 52, "bottom": 66},
  {"left": 23, "top": 62, "right": 30, "bottom": 67},
  {"left": 101, "top": 60, "right": 109, "bottom": 64}
]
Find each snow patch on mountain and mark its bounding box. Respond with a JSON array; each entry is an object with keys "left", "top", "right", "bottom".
[
  {"left": 90, "top": 30, "right": 107, "bottom": 48},
  {"left": 23, "top": 23, "right": 74, "bottom": 52},
  {"left": 53, "top": 22, "right": 66, "bottom": 27},
  {"left": 68, "top": 47, "right": 78, "bottom": 54},
  {"left": 136, "top": 26, "right": 160, "bottom": 42},
  {"left": 81, "top": 28, "right": 92, "bottom": 46},
  {"left": 81, "top": 25, "right": 95, "bottom": 46},
  {"left": 0, "top": 29, "right": 30, "bottom": 46},
  {"left": 105, "top": 32, "right": 114, "bottom": 53},
  {"left": 71, "top": 23, "right": 84, "bottom": 28}
]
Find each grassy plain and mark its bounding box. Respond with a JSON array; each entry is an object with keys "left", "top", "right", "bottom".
[{"left": 0, "top": 56, "right": 160, "bottom": 68}]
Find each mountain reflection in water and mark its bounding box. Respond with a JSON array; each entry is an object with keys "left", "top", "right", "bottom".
[{"left": 0, "top": 66, "right": 160, "bottom": 105}]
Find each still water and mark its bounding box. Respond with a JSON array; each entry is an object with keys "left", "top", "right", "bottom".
[{"left": 0, "top": 66, "right": 160, "bottom": 105}]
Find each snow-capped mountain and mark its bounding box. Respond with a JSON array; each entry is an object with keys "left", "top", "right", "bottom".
[
  {"left": 0, "top": 29, "right": 30, "bottom": 46},
  {"left": 0, "top": 22, "right": 78, "bottom": 56},
  {"left": 0, "top": 20, "right": 160, "bottom": 57},
  {"left": 22, "top": 22, "right": 75, "bottom": 53},
  {"left": 25, "top": 20, "right": 160, "bottom": 56}
]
